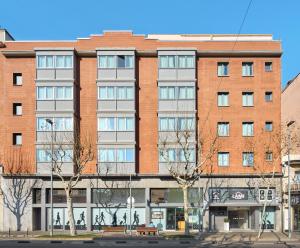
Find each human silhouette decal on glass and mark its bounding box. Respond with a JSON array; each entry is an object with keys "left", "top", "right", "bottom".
[
  {"left": 55, "top": 212, "right": 61, "bottom": 226},
  {"left": 132, "top": 211, "right": 139, "bottom": 226}
]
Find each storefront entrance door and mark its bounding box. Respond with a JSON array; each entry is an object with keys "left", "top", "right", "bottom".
[
  {"left": 228, "top": 210, "right": 249, "bottom": 229},
  {"left": 294, "top": 207, "right": 300, "bottom": 231},
  {"left": 166, "top": 208, "right": 184, "bottom": 230}
]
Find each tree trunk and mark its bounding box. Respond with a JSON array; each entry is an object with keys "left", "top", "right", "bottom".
[
  {"left": 182, "top": 186, "right": 190, "bottom": 235},
  {"left": 16, "top": 214, "right": 21, "bottom": 231},
  {"left": 66, "top": 189, "right": 76, "bottom": 236},
  {"left": 258, "top": 186, "right": 269, "bottom": 239}
]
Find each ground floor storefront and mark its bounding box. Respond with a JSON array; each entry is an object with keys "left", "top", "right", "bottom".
[{"left": 0, "top": 176, "right": 282, "bottom": 232}]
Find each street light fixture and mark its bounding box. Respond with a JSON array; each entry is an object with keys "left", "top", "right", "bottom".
[
  {"left": 287, "top": 120, "right": 295, "bottom": 239},
  {"left": 46, "top": 118, "right": 54, "bottom": 237}
]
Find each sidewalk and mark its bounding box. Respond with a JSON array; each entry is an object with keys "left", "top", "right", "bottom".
[{"left": 198, "top": 231, "right": 300, "bottom": 243}]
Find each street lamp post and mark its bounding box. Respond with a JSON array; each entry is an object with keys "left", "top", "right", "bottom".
[
  {"left": 129, "top": 174, "right": 132, "bottom": 236},
  {"left": 46, "top": 118, "right": 54, "bottom": 237},
  {"left": 287, "top": 120, "right": 295, "bottom": 239}
]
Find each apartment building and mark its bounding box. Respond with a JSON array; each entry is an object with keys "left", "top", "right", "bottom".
[
  {"left": 282, "top": 73, "right": 300, "bottom": 232},
  {"left": 0, "top": 29, "right": 282, "bottom": 232}
]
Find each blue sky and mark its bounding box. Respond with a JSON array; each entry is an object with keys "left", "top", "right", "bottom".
[{"left": 1, "top": 0, "right": 299, "bottom": 86}]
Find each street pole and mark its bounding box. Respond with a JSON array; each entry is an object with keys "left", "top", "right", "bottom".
[
  {"left": 287, "top": 120, "right": 295, "bottom": 239},
  {"left": 198, "top": 175, "right": 202, "bottom": 234},
  {"left": 129, "top": 173, "right": 132, "bottom": 236},
  {"left": 46, "top": 119, "right": 54, "bottom": 237}
]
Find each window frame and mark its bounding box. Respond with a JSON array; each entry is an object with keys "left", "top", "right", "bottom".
[
  {"left": 242, "top": 122, "right": 254, "bottom": 137},
  {"left": 242, "top": 92, "right": 254, "bottom": 107},
  {"left": 217, "top": 62, "right": 229, "bottom": 77},
  {"left": 217, "top": 122, "right": 230, "bottom": 137},
  {"left": 218, "top": 152, "right": 230, "bottom": 166},
  {"left": 13, "top": 133, "right": 22, "bottom": 146},
  {"left": 217, "top": 92, "right": 229, "bottom": 107},
  {"left": 242, "top": 152, "right": 254, "bottom": 166},
  {"left": 265, "top": 62, "right": 273, "bottom": 72},
  {"left": 242, "top": 62, "right": 254, "bottom": 77},
  {"left": 265, "top": 91, "right": 273, "bottom": 102}
]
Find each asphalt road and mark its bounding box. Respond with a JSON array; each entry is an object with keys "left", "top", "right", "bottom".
[{"left": 0, "top": 240, "right": 300, "bottom": 248}]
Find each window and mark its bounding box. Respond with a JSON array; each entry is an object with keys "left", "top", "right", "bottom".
[
  {"left": 55, "top": 55, "right": 73, "bottom": 68},
  {"left": 242, "top": 62, "right": 253, "bottom": 76},
  {"left": 13, "top": 103, "right": 22, "bottom": 116},
  {"left": 98, "top": 118, "right": 115, "bottom": 131},
  {"left": 159, "top": 56, "right": 175, "bottom": 68},
  {"left": 178, "top": 56, "right": 194, "bottom": 68},
  {"left": 117, "top": 148, "right": 134, "bottom": 162},
  {"left": 13, "top": 133, "right": 22, "bottom": 145},
  {"left": 13, "top": 73, "right": 22, "bottom": 86},
  {"left": 117, "top": 87, "right": 134, "bottom": 100},
  {"left": 242, "top": 152, "right": 254, "bottom": 166},
  {"left": 242, "top": 92, "right": 254, "bottom": 107},
  {"left": 159, "top": 87, "right": 175, "bottom": 99},
  {"left": 265, "top": 152, "right": 273, "bottom": 161},
  {"left": 99, "top": 149, "right": 115, "bottom": 162},
  {"left": 159, "top": 149, "right": 176, "bottom": 162},
  {"left": 265, "top": 62, "right": 272, "bottom": 72},
  {"left": 265, "top": 122, "right": 273, "bottom": 131},
  {"left": 242, "top": 122, "right": 254, "bottom": 136},
  {"left": 37, "top": 55, "right": 54, "bottom": 68},
  {"left": 217, "top": 62, "right": 229, "bottom": 76},
  {"left": 37, "top": 149, "right": 72, "bottom": 162},
  {"left": 178, "top": 118, "right": 195, "bottom": 131},
  {"left": 178, "top": 87, "right": 195, "bottom": 99},
  {"left": 117, "top": 118, "right": 134, "bottom": 131},
  {"left": 218, "top": 92, "right": 229, "bottom": 107},
  {"left": 218, "top": 152, "right": 229, "bottom": 166},
  {"left": 218, "top": 122, "right": 229, "bottom": 137},
  {"left": 116, "top": 55, "right": 134, "bottom": 68},
  {"left": 98, "top": 87, "right": 115, "bottom": 100},
  {"left": 179, "top": 149, "right": 195, "bottom": 162},
  {"left": 265, "top": 92, "right": 273, "bottom": 102},
  {"left": 159, "top": 118, "right": 175, "bottom": 131},
  {"left": 259, "top": 189, "right": 273, "bottom": 201},
  {"left": 37, "top": 86, "right": 73, "bottom": 100},
  {"left": 37, "top": 117, "right": 73, "bottom": 131},
  {"left": 98, "top": 55, "right": 115, "bottom": 68}
]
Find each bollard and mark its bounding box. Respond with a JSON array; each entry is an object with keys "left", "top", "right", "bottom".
[
  {"left": 27, "top": 228, "right": 28, "bottom": 237},
  {"left": 8, "top": 228, "right": 10, "bottom": 237}
]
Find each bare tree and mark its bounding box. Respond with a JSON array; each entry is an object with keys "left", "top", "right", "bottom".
[
  {"left": 244, "top": 124, "right": 294, "bottom": 238},
  {"left": 159, "top": 122, "right": 218, "bottom": 235},
  {"left": 90, "top": 169, "right": 131, "bottom": 229},
  {"left": 49, "top": 128, "right": 95, "bottom": 236},
  {"left": 0, "top": 148, "right": 38, "bottom": 231}
]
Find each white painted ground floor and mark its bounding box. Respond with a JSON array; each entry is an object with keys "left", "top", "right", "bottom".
[{"left": 0, "top": 176, "right": 283, "bottom": 232}]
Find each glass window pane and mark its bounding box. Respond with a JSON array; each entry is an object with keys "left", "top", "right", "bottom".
[
  {"left": 126, "top": 118, "right": 134, "bottom": 131},
  {"left": 56, "top": 56, "right": 64, "bottom": 68},
  {"left": 108, "top": 118, "right": 115, "bottom": 131},
  {"left": 117, "top": 55, "right": 125, "bottom": 68},
  {"left": 46, "top": 87, "right": 53, "bottom": 99},
  {"left": 99, "top": 150, "right": 106, "bottom": 162},
  {"left": 99, "top": 56, "right": 107, "bottom": 68},
  {"left": 37, "top": 87, "right": 45, "bottom": 100},
  {"left": 46, "top": 56, "right": 53, "bottom": 68},
  {"left": 107, "top": 87, "right": 114, "bottom": 99},
  {"left": 186, "top": 87, "right": 194, "bottom": 99},
  {"left": 168, "top": 56, "right": 175, "bottom": 68},
  {"left": 178, "top": 56, "right": 186, "bottom": 68},
  {"left": 117, "top": 149, "right": 125, "bottom": 162},
  {"left": 65, "top": 118, "right": 73, "bottom": 131},
  {"left": 99, "top": 87, "right": 106, "bottom": 99},
  {"left": 118, "top": 118, "right": 126, "bottom": 131},
  {"left": 56, "top": 87, "right": 64, "bottom": 99},
  {"left": 160, "top": 56, "right": 168, "bottom": 68},
  {"left": 160, "top": 87, "right": 168, "bottom": 99},
  {"left": 99, "top": 118, "right": 106, "bottom": 131},
  {"left": 125, "top": 56, "right": 133, "bottom": 68},
  {"left": 55, "top": 118, "right": 64, "bottom": 131},
  {"left": 107, "top": 56, "right": 115, "bottom": 68},
  {"left": 179, "top": 87, "right": 186, "bottom": 99},
  {"left": 126, "top": 87, "right": 133, "bottom": 99},
  {"left": 65, "top": 87, "right": 72, "bottom": 99},
  {"left": 168, "top": 87, "right": 175, "bottom": 99},
  {"left": 186, "top": 56, "right": 194, "bottom": 68},
  {"left": 160, "top": 118, "right": 168, "bottom": 131},
  {"left": 65, "top": 56, "right": 72, "bottom": 68},
  {"left": 38, "top": 56, "right": 46, "bottom": 68},
  {"left": 126, "top": 149, "right": 134, "bottom": 162},
  {"left": 118, "top": 87, "right": 126, "bottom": 99},
  {"left": 168, "top": 118, "right": 175, "bottom": 130}
]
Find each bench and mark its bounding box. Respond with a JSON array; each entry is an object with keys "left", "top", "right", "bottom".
[
  {"left": 136, "top": 227, "right": 158, "bottom": 236},
  {"left": 102, "top": 226, "right": 126, "bottom": 234}
]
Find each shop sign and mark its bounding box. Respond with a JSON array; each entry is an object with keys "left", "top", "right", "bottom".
[
  {"left": 292, "top": 195, "right": 300, "bottom": 205},
  {"left": 211, "top": 191, "right": 221, "bottom": 200},
  {"left": 151, "top": 211, "right": 164, "bottom": 219},
  {"left": 229, "top": 190, "right": 248, "bottom": 200}
]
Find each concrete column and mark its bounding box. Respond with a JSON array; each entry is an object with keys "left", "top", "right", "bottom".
[
  {"left": 86, "top": 182, "right": 92, "bottom": 231},
  {"left": 145, "top": 188, "right": 150, "bottom": 226},
  {"left": 41, "top": 185, "right": 46, "bottom": 231}
]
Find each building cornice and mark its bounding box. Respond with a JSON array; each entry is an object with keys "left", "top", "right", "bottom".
[{"left": 2, "top": 49, "right": 282, "bottom": 58}]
